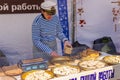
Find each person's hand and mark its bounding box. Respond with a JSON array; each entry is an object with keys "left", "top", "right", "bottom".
[
  {"left": 64, "top": 40, "right": 72, "bottom": 48},
  {"left": 64, "top": 40, "right": 73, "bottom": 54},
  {"left": 50, "top": 51, "right": 60, "bottom": 57}
]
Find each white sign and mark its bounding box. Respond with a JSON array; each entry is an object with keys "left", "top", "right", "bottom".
[{"left": 51, "top": 64, "right": 120, "bottom": 80}]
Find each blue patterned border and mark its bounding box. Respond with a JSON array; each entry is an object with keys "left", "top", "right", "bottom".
[{"left": 57, "top": 0, "right": 69, "bottom": 53}]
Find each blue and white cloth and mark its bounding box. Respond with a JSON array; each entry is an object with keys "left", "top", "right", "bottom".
[{"left": 57, "top": 0, "right": 69, "bottom": 51}]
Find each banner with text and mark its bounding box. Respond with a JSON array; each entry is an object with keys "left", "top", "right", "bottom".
[
  {"left": 51, "top": 64, "right": 120, "bottom": 80},
  {"left": 0, "top": 0, "right": 44, "bottom": 14}
]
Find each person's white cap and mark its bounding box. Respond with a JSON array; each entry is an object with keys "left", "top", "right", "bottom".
[{"left": 41, "top": 1, "right": 56, "bottom": 10}]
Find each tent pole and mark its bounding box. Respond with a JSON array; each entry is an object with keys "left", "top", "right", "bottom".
[{"left": 72, "top": 0, "right": 76, "bottom": 44}]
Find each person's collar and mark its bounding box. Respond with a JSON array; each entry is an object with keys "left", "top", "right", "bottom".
[{"left": 41, "top": 14, "right": 45, "bottom": 19}]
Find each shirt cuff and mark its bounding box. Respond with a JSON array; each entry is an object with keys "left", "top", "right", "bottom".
[
  {"left": 62, "top": 38, "right": 68, "bottom": 43},
  {"left": 47, "top": 49, "right": 53, "bottom": 54}
]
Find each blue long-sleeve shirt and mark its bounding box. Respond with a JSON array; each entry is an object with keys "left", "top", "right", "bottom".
[{"left": 32, "top": 14, "right": 68, "bottom": 54}]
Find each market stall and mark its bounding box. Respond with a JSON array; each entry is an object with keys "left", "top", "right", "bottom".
[
  {"left": 0, "top": 49, "right": 120, "bottom": 80},
  {"left": 13, "top": 64, "right": 120, "bottom": 80},
  {"left": 0, "top": 0, "right": 120, "bottom": 80}
]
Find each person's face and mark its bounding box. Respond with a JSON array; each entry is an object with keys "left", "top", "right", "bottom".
[
  {"left": 41, "top": 7, "right": 56, "bottom": 20},
  {"left": 42, "top": 11, "right": 53, "bottom": 20}
]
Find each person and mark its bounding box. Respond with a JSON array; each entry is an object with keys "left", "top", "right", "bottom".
[
  {"left": 32, "top": 1, "right": 72, "bottom": 60},
  {"left": 0, "top": 50, "right": 9, "bottom": 67}
]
